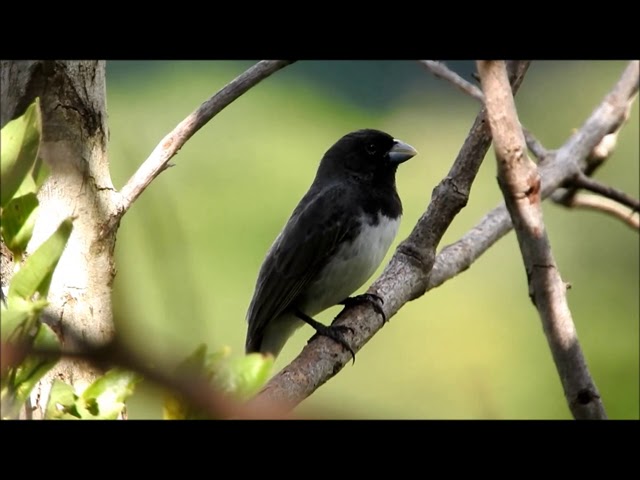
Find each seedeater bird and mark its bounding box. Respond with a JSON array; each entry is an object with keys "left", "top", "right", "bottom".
[{"left": 245, "top": 129, "right": 418, "bottom": 360}]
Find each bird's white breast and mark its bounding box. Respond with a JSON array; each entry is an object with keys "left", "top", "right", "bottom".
[{"left": 301, "top": 213, "right": 401, "bottom": 316}]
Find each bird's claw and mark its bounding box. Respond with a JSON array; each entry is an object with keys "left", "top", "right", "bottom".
[
  {"left": 339, "top": 293, "right": 387, "bottom": 323},
  {"left": 308, "top": 324, "right": 356, "bottom": 364}
]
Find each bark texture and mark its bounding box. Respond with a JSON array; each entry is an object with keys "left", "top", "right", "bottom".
[{"left": 1, "top": 61, "right": 116, "bottom": 418}]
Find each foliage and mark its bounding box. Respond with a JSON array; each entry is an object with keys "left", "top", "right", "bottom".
[
  {"left": 0, "top": 99, "right": 139, "bottom": 419},
  {"left": 46, "top": 369, "right": 141, "bottom": 419},
  {"left": 163, "top": 344, "right": 274, "bottom": 419}
]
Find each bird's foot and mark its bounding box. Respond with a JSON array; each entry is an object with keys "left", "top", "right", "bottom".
[
  {"left": 295, "top": 309, "right": 356, "bottom": 363},
  {"left": 339, "top": 293, "right": 386, "bottom": 323},
  {"left": 308, "top": 324, "right": 356, "bottom": 364}
]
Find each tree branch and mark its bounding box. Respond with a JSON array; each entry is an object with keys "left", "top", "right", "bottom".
[
  {"left": 478, "top": 60, "right": 606, "bottom": 420},
  {"left": 109, "top": 60, "right": 295, "bottom": 230},
  {"left": 570, "top": 172, "right": 640, "bottom": 211},
  {"left": 552, "top": 191, "right": 639, "bottom": 230},
  {"left": 430, "top": 61, "right": 638, "bottom": 288},
  {"left": 419, "top": 60, "right": 484, "bottom": 101},
  {"left": 251, "top": 60, "right": 532, "bottom": 410},
  {"left": 523, "top": 128, "right": 549, "bottom": 161},
  {"left": 418, "top": 60, "right": 547, "bottom": 161},
  {"left": 253, "top": 60, "right": 639, "bottom": 414}
]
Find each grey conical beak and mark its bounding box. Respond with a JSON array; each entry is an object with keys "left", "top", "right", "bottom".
[{"left": 388, "top": 139, "right": 418, "bottom": 164}]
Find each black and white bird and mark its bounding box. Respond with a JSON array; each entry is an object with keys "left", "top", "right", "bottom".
[{"left": 245, "top": 129, "right": 418, "bottom": 359}]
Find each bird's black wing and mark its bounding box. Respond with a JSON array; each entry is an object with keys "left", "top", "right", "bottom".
[{"left": 245, "top": 183, "right": 358, "bottom": 352}]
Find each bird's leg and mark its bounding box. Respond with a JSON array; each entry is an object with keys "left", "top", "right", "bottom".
[
  {"left": 294, "top": 309, "right": 356, "bottom": 363},
  {"left": 338, "top": 293, "right": 386, "bottom": 323}
]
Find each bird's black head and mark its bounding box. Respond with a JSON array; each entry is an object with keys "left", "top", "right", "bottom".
[{"left": 316, "top": 129, "right": 418, "bottom": 186}]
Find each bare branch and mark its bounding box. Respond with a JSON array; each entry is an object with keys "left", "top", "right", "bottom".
[
  {"left": 418, "top": 60, "right": 549, "bottom": 162},
  {"left": 430, "top": 59, "right": 637, "bottom": 287},
  {"left": 253, "top": 60, "right": 639, "bottom": 414},
  {"left": 478, "top": 60, "right": 606, "bottom": 420},
  {"left": 559, "top": 81, "right": 638, "bottom": 207},
  {"left": 523, "top": 128, "right": 549, "bottom": 160},
  {"left": 552, "top": 61, "right": 639, "bottom": 183},
  {"left": 110, "top": 60, "right": 295, "bottom": 229},
  {"left": 251, "top": 60, "right": 532, "bottom": 409},
  {"left": 571, "top": 172, "right": 640, "bottom": 211},
  {"left": 419, "top": 60, "right": 484, "bottom": 102},
  {"left": 552, "top": 191, "right": 639, "bottom": 230}
]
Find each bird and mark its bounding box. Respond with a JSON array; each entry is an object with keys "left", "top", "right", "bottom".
[{"left": 245, "top": 128, "right": 418, "bottom": 361}]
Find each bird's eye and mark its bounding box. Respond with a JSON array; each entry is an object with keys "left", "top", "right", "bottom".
[{"left": 365, "top": 143, "right": 377, "bottom": 155}]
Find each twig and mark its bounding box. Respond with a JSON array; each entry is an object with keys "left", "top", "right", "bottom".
[
  {"left": 418, "top": 60, "right": 548, "bottom": 160},
  {"left": 109, "top": 60, "right": 295, "bottom": 231},
  {"left": 523, "top": 128, "right": 549, "bottom": 160},
  {"left": 250, "top": 60, "right": 532, "bottom": 409},
  {"left": 570, "top": 172, "right": 640, "bottom": 211},
  {"left": 478, "top": 60, "right": 606, "bottom": 420},
  {"left": 419, "top": 60, "right": 484, "bottom": 102},
  {"left": 552, "top": 191, "right": 639, "bottom": 230},
  {"left": 253, "top": 60, "right": 639, "bottom": 414}
]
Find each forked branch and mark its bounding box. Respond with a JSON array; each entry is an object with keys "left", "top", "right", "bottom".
[{"left": 253, "top": 60, "right": 638, "bottom": 414}]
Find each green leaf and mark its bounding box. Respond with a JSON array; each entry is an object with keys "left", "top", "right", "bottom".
[
  {"left": 0, "top": 300, "right": 34, "bottom": 342},
  {"left": 1, "top": 297, "right": 48, "bottom": 345},
  {"left": 163, "top": 390, "right": 194, "bottom": 420},
  {"left": 1, "top": 298, "right": 54, "bottom": 418},
  {"left": 214, "top": 352, "right": 274, "bottom": 400},
  {"left": 163, "top": 344, "right": 231, "bottom": 420},
  {"left": 0, "top": 98, "right": 42, "bottom": 208},
  {"left": 176, "top": 343, "right": 209, "bottom": 376},
  {"left": 46, "top": 380, "right": 80, "bottom": 419},
  {"left": 11, "top": 322, "right": 60, "bottom": 407},
  {"left": 1, "top": 193, "right": 39, "bottom": 257},
  {"left": 78, "top": 369, "right": 141, "bottom": 419},
  {"left": 30, "top": 156, "right": 50, "bottom": 191},
  {"left": 8, "top": 218, "right": 73, "bottom": 301},
  {"left": 11, "top": 156, "right": 50, "bottom": 199}
]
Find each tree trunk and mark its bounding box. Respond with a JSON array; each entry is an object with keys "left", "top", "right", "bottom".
[{"left": 1, "top": 60, "right": 116, "bottom": 419}]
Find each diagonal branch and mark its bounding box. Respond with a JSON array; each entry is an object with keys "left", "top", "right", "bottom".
[
  {"left": 571, "top": 172, "right": 640, "bottom": 211},
  {"left": 523, "top": 128, "right": 549, "bottom": 160},
  {"left": 253, "top": 60, "right": 639, "bottom": 414},
  {"left": 552, "top": 191, "right": 639, "bottom": 230},
  {"left": 419, "top": 60, "right": 547, "bottom": 160},
  {"left": 108, "top": 60, "right": 295, "bottom": 231},
  {"left": 477, "top": 60, "right": 606, "bottom": 420},
  {"left": 419, "top": 60, "right": 484, "bottom": 101},
  {"left": 251, "top": 60, "right": 532, "bottom": 410}
]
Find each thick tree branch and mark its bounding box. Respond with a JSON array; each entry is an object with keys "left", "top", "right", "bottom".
[
  {"left": 109, "top": 60, "right": 295, "bottom": 230},
  {"left": 478, "top": 60, "right": 606, "bottom": 420},
  {"left": 253, "top": 60, "right": 638, "bottom": 414},
  {"left": 552, "top": 192, "right": 639, "bottom": 230},
  {"left": 251, "top": 61, "right": 532, "bottom": 410}
]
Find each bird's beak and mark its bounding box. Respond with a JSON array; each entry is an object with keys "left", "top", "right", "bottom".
[{"left": 388, "top": 139, "right": 418, "bottom": 164}]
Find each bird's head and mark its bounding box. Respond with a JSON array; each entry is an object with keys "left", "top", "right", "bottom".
[{"left": 317, "top": 129, "right": 418, "bottom": 185}]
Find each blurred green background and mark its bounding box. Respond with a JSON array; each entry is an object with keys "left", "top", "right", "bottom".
[{"left": 105, "top": 60, "right": 639, "bottom": 419}]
